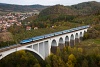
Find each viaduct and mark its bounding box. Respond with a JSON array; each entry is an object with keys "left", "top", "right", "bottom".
[{"left": 0, "top": 25, "right": 90, "bottom": 60}]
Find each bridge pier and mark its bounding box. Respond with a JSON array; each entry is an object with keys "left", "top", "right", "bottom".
[
  {"left": 44, "top": 41, "right": 49, "bottom": 58},
  {"left": 39, "top": 42, "right": 45, "bottom": 58},
  {"left": 33, "top": 44, "right": 39, "bottom": 52}
]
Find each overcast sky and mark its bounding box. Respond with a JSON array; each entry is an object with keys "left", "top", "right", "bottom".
[{"left": 0, "top": 0, "right": 100, "bottom": 5}]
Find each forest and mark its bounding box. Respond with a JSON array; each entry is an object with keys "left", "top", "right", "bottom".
[{"left": 0, "top": 1, "right": 100, "bottom": 67}]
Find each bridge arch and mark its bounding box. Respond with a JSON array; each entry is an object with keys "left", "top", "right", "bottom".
[
  {"left": 80, "top": 31, "right": 85, "bottom": 41},
  {"left": 75, "top": 33, "right": 79, "bottom": 38},
  {"left": 80, "top": 32, "right": 83, "bottom": 37},
  {"left": 65, "top": 36, "right": 70, "bottom": 46},
  {"left": 24, "top": 48, "right": 44, "bottom": 60},
  {"left": 70, "top": 34, "right": 74, "bottom": 40},
  {"left": 59, "top": 37, "right": 64, "bottom": 49},
  {"left": 51, "top": 39, "right": 57, "bottom": 54},
  {"left": 59, "top": 37, "right": 64, "bottom": 44},
  {"left": 70, "top": 34, "right": 75, "bottom": 46},
  {"left": 0, "top": 48, "right": 44, "bottom": 60},
  {"left": 51, "top": 39, "right": 57, "bottom": 46},
  {"left": 75, "top": 33, "right": 80, "bottom": 43}
]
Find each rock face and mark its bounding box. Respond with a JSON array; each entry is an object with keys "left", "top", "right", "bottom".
[{"left": 0, "top": 32, "right": 13, "bottom": 42}]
